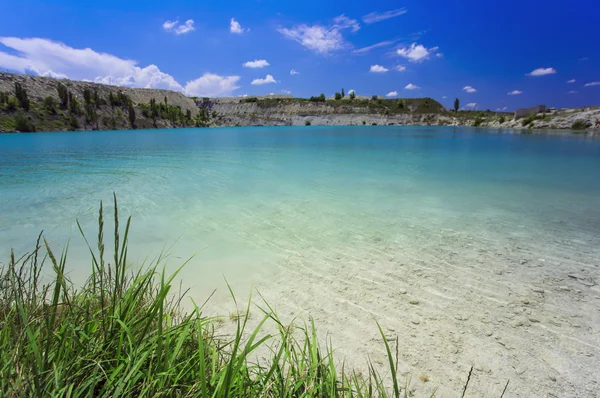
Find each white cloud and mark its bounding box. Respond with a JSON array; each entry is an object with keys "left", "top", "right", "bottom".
[
  {"left": 385, "top": 91, "right": 398, "bottom": 97},
  {"left": 348, "top": 89, "right": 355, "bottom": 94},
  {"left": 463, "top": 86, "right": 477, "bottom": 93},
  {"left": 584, "top": 82, "right": 600, "bottom": 87},
  {"left": 251, "top": 74, "right": 277, "bottom": 85},
  {"left": 0, "top": 37, "right": 240, "bottom": 97},
  {"left": 363, "top": 8, "right": 407, "bottom": 24},
  {"left": 397, "top": 43, "right": 439, "bottom": 62},
  {"left": 290, "top": 69, "right": 299, "bottom": 75},
  {"left": 163, "top": 19, "right": 195, "bottom": 35},
  {"left": 281, "top": 90, "right": 292, "bottom": 95},
  {"left": 230, "top": 18, "right": 248, "bottom": 34},
  {"left": 370, "top": 64, "right": 388, "bottom": 73},
  {"left": 162, "top": 20, "right": 178, "bottom": 31},
  {"left": 404, "top": 83, "right": 420, "bottom": 90},
  {"left": 507, "top": 90, "right": 523, "bottom": 95},
  {"left": 567, "top": 79, "right": 576, "bottom": 83},
  {"left": 496, "top": 107, "right": 508, "bottom": 111},
  {"left": 464, "top": 103, "right": 477, "bottom": 109},
  {"left": 185, "top": 73, "right": 241, "bottom": 97},
  {"left": 278, "top": 15, "right": 359, "bottom": 55},
  {"left": 243, "top": 59, "right": 269, "bottom": 68},
  {"left": 526, "top": 67, "right": 556, "bottom": 77},
  {"left": 395, "top": 65, "right": 407, "bottom": 72},
  {"left": 568, "top": 90, "right": 577, "bottom": 94},
  {"left": 353, "top": 40, "right": 396, "bottom": 54}
]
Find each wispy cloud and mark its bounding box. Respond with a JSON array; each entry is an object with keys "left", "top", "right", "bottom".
[
  {"left": 464, "top": 103, "right": 477, "bottom": 109},
  {"left": 405, "top": 83, "right": 420, "bottom": 90},
  {"left": 163, "top": 19, "right": 195, "bottom": 35},
  {"left": 397, "top": 43, "right": 440, "bottom": 62},
  {"left": 370, "top": 65, "right": 388, "bottom": 73},
  {"left": 0, "top": 36, "right": 241, "bottom": 96},
  {"left": 395, "top": 65, "right": 407, "bottom": 72},
  {"left": 278, "top": 15, "right": 360, "bottom": 55},
  {"left": 362, "top": 8, "right": 407, "bottom": 24},
  {"left": 281, "top": 89, "right": 292, "bottom": 95},
  {"left": 463, "top": 86, "right": 477, "bottom": 93},
  {"left": 580, "top": 57, "right": 588, "bottom": 61},
  {"left": 584, "top": 82, "right": 600, "bottom": 87},
  {"left": 507, "top": 90, "right": 523, "bottom": 95},
  {"left": 568, "top": 90, "right": 577, "bottom": 94},
  {"left": 353, "top": 40, "right": 396, "bottom": 54},
  {"left": 385, "top": 91, "right": 398, "bottom": 97},
  {"left": 497, "top": 107, "right": 508, "bottom": 111},
  {"left": 251, "top": 74, "right": 277, "bottom": 85},
  {"left": 442, "top": 96, "right": 447, "bottom": 99},
  {"left": 290, "top": 69, "right": 300, "bottom": 75},
  {"left": 526, "top": 67, "right": 556, "bottom": 76},
  {"left": 243, "top": 59, "right": 269, "bottom": 68},
  {"left": 567, "top": 79, "right": 576, "bottom": 83}
]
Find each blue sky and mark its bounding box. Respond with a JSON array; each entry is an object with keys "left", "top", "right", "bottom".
[{"left": 1, "top": 0, "right": 599, "bottom": 110}]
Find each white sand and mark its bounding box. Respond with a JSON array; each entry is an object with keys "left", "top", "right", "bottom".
[{"left": 200, "top": 220, "right": 600, "bottom": 397}]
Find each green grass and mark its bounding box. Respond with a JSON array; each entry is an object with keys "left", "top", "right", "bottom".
[{"left": 0, "top": 197, "right": 503, "bottom": 397}]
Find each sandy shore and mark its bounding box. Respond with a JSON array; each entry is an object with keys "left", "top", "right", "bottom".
[{"left": 203, "top": 221, "right": 600, "bottom": 397}]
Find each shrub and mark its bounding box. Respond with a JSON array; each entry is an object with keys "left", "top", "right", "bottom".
[
  {"left": 349, "top": 91, "right": 356, "bottom": 100},
  {"left": 43, "top": 96, "right": 57, "bottom": 114},
  {"left": 241, "top": 97, "right": 258, "bottom": 103},
  {"left": 305, "top": 120, "right": 311, "bottom": 126},
  {"left": 13, "top": 112, "right": 35, "bottom": 132},
  {"left": 571, "top": 120, "right": 586, "bottom": 130},
  {"left": 397, "top": 99, "right": 404, "bottom": 109},
  {"left": 57, "top": 83, "right": 69, "bottom": 109},
  {"left": 498, "top": 115, "right": 506, "bottom": 124},
  {"left": 371, "top": 95, "right": 378, "bottom": 101},
  {"left": 362, "top": 120, "right": 366, "bottom": 125},
  {"left": 5, "top": 97, "right": 18, "bottom": 112},
  {"left": 521, "top": 114, "right": 537, "bottom": 127},
  {"left": 473, "top": 117, "right": 484, "bottom": 127},
  {"left": 68, "top": 114, "right": 80, "bottom": 130},
  {"left": 334, "top": 92, "right": 342, "bottom": 100}
]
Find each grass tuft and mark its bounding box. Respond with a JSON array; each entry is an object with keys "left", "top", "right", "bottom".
[{"left": 0, "top": 197, "right": 507, "bottom": 397}]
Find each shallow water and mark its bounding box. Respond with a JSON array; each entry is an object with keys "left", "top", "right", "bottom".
[
  {"left": 1, "top": 126, "right": 599, "bottom": 287},
  {"left": 2, "top": 126, "right": 600, "bottom": 396}
]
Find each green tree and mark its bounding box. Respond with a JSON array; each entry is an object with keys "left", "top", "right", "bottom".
[
  {"left": 83, "top": 88, "right": 92, "bottom": 104},
  {"left": 454, "top": 98, "right": 460, "bottom": 112},
  {"left": 334, "top": 92, "right": 342, "bottom": 100},
  {"left": 318, "top": 93, "right": 326, "bottom": 102},
  {"left": 68, "top": 93, "right": 82, "bottom": 115},
  {"left": 164, "top": 96, "right": 168, "bottom": 106},
  {"left": 349, "top": 91, "right": 356, "bottom": 100},
  {"left": 371, "top": 95, "right": 378, "bottom": 101},
  {"left": 57, "top": 83, "right": 69, "bottom": 109},
  {"left": 341, "top": 88, "right": 345, "bottom": 98},
  {"left": 128, "top": 101, "right": 136, "bottom": 128},
  {"left": 108, "top": 92, "right": 115, "bottom": 107},
  {"left": 14, "top": 82, "right": 30, "bottom": 111},
  {"left": 85, "top": 104, "right": 98, "bottom": 128},
  {"left": 397, "top": 98, "right": 404, "bottom": 109}
]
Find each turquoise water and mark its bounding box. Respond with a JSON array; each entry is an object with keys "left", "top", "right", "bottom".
[{"left": 1, "top": 126, "right": 600, "bottom": 293}]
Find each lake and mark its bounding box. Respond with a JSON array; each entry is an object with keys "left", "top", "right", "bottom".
[{"left": 1, "top": 126, "right": 599, "bottom": 396}]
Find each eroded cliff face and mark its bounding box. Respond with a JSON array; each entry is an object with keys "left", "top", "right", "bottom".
[
  {"left": 0, "top": 73, "right": 198, "bottom": 115},
  {"left": 199, "top": 97, "right": 453, "bottom": 127}
]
